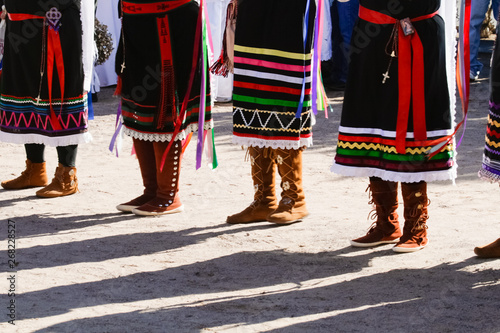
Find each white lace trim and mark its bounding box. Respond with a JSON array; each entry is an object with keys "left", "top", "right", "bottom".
[
  {"left": 0, "top": 96, "right": 87, "bottom": 106},
  {"left": 232, "top": 136, "right": 313, "bottom": 149},
  {"left": 0, "top": 131, "right": 92, "bottom": 147},
  {"left": 330, "top": 162, "right": 458, "bottom": 183},
  {"left": 123, "top": 120, "right": 214, "bottom": 142}
]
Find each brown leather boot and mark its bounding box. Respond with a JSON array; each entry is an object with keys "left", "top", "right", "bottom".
[
  {"left": 117, "top": 139, "right": 157, "bottom": 212},
  {"left": 1, "top": 160, "right": 48, "bottom": 189},
  {"left": 350, "top": 178, "right": 401, "bottom": 247},
  {"left": 132, "top": 141, "right": 184, "bottom": 216},
  {"left": 393, "top": 181, "right": 429, "bottom": 253},
  {"left": 227, "top": 147, "right": 278, "bottom": 224},
  {"left": 267, "top": 148, "right": 308, "bottom": 225},
  {"left": 474, "top": 238, "right": 500, "bottom": 258},
  {"left": 36, "top": 164, "right": 78, "bottom": 198}
]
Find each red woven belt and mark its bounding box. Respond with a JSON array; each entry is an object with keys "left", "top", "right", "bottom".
[{"left": 122, "top": 0, "right": 191, "bottom": 14}]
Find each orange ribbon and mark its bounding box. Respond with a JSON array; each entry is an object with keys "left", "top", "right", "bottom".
[{"left": 359, "top": 6, "right": 438, "bottom": 154}]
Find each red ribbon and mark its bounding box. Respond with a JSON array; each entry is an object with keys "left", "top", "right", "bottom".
[
  {"left": 46, "top": 28, "right": 64, "bottom": 131},
  {"left": 156, "top": 15, "right": 176, "bottom": 129},
  {"left": 9, "top": 13, "right": 64, "bottom": 131},
  {"left": 122, "top": 0, "right": 191, "bottom": 15},
  {"left": 359, "top": 7, "right": 438, "bottom": 154},
  {"left": 160, "top": 0, "right": 203, "bottom": 171}
]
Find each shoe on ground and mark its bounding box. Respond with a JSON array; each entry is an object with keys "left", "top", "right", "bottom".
[
  {"left": 132, "top": 197, "right": 184, "bottom": 216},
  {"left": 116, "top": 194, "right": 155, "bottom": 213},
  {"left": 470, "top": 71, "right": 479, "bottom": 81},
  {"left": 392, "top": 237, "right": 428, "bottom": 253},
  {"left": 474, "top": 238, "right": 500, "bottom": 258},
  {"left": 350, "top": 227, "right": 401, "bottom": 248}
]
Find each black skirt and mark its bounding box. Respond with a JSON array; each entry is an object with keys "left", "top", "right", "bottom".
[{"left": 332, "top": 0, "right": 456, "bottom": 182}]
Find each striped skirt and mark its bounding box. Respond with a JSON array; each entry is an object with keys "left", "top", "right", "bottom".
[
  {"left": 479, "top": 30, "right": 500, "bottom": 183},
  {"left": 331, "top": 1, "right": 457, "bottom": 183},
  {"left": 232, "top": 0, "right": 316, "bottom": 149}
]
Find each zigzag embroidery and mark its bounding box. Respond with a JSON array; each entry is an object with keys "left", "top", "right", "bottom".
[
  {"left": 486, "top": 136, "right": 500, "bottom": 148},
  {"left": 485, "top": 144, "right": 500, "bottom": 155},
  {"left": 487, "top": 127, "right": 500, "bottom": 139},
  {"left": 338, "top": 142, "right": 453, "bottom": 155},
  {"left": 489, "top": 109, "right": 500, "bottom": 118},
  {"left": 487, "top": 117, "right": 500, "bottom": 128},
  {"left": 233, "top": 124, "right": 312, "bottom": 133},
  {"left": 233, "top": 107, "right": 311, "bottom": 131},
  {"left": 490, "top": 100, "right": 500, "bottom": 111},
  {"left": 0, "top": 110, "right": 87, "bottom": 130}
]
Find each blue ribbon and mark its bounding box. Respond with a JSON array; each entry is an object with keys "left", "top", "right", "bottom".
[{"left": 295, "top": 0, "right": 312, "bottom": 119}]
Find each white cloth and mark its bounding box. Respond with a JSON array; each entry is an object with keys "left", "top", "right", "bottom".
[
  {"left": 95, "top": 0, "right": 121, "bottom": 87},
  {"left": 440, "top": 0, "right": 459, "bottom": 180},
  {"left": 81, "top": 0, "right": 96, "bottom": 92},
  {"left": 439, "top": 1, "right": 458, "bottom": 126},
  {"left": 206, "top": 0, "right": 233, "bottom": 102},
  {"left": 321, "top": 0, "right": 333, "bottom": 61}
]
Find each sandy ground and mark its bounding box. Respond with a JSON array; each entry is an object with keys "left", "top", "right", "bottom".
[{"left": 1, "top": 54, "right": 500, "bottom": 332}]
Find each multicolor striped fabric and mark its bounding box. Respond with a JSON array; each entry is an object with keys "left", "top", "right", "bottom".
[
  {"left": 232, "top": 0, "right": 315, "bottom": 149},
  {"left": 334, "top": 126, "right": 455, "bottom": 182},
  {"left": 332, "top": 0, "right": 457, "bottom": 183},
  {"left": 480, "top": 31, "right": 500, "bottom": 183},
  {"left": 480, "top": 101, "right": 500, "bottom": 182},
  {"left": 0, "top": 95, "right": 88, "bottom": 138}
]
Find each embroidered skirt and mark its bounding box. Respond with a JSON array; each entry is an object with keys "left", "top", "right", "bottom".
[
  {"left": 0, "top": 0, "right": 90, "bottom": 147},
  {"left": 232, "top": 0, "right": 316, "bottom": 150},
  {"left": 479, "top": 30, "right": 500, "bottom": 183},
  {"left": 331, "top": 0, "right": 457, "bottom": 183},
  {"left": 117, "top": 0, "right": 212, "bottom": 142}
]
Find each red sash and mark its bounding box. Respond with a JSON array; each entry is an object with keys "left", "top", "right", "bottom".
[
  {"left": 359, "top": 6, "right": 438, "bottom": 154},
  {"left": 122, "top": 0, "right": 192, "bottom": 128},
  {"left": 9, "top": 12, "right": 65, "bottom": 131},
  {"left": 122, "top": 0, "right": 191, "bottom": 15}
]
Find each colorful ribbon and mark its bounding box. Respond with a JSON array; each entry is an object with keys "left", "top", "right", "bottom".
[
  {"left": 109, "top": 102, "right": 124, "bottom": 157},
  {"left": 157, "top": 0, "right": 215, "bottom": 171},
  {"left": 427, "top": 0, "right": 471, "bottom": 159},
  {"left": 295, "top": 0, "right": 312, "bottom": 119},
  {"left": 359, "top": 6, "right": 438, "bottom": 154},
  {"left": 118, "top": 0, "right": 217, "bottom": 170},
  {"left": 296, "top": 0, "right": 330, "bottom": 119},
  {"left": 311, "top": 0, "right": 331, "bottom": 118}
]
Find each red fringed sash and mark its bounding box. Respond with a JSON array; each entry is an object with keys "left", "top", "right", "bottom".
[
  {"left": 359, "top": 6, "right": 438, "bottom": 154},
  {"left": 9, "top": 11, "right": 65, "bottom": 131}
]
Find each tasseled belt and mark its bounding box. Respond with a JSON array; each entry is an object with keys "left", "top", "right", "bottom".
[
  {"left": 121, "top": 0, "right": 192, "bottom": 129},
  {"left": 359, "top": 6, "right": 438, "bottom": 154}
]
